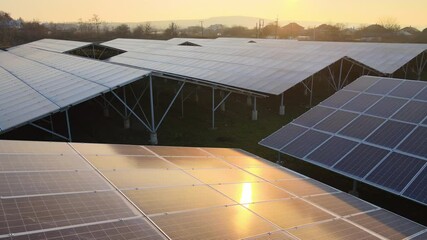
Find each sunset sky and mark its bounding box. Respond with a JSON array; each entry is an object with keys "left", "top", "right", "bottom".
[{"left": 1, "top": 0, "right": 426, "bottom": 28}]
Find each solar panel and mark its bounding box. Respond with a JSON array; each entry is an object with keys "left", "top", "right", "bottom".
[
  {"left": 0, "top": 140, "right": 166, "bottom": 239},
  {"left": 272, "top": 178, "right": 338, "bottom": 197},
  {"left": 123, "top": 186, "right": 234, "bottom": 215},
  {"left": 0, "top": 171, "right": 111, "bottom": 197},
  {"left": 151, "top": 205, "right": 278, "bottom": 240},
  {"left": 288, "top": 219, "right": 379, "bottom": 240},
  {"left": 10, "top": 218, "right": 166, "bottom": 240},
  {"left": 0, "top": 48, "right": 149, "bottom": 133},
  {"left": 305, "top": 192, "right": 377, "bottom": 216},
  {"left": 103, "top": 38, "right": 346, "bottom": 95},
  {"left": 0, "top": 191, "right": 139, "bottom": 235},
  {"left": 247, "top": 199, "right": 334, "bottom": 229},
  {"left": 366, "top": 153, "right": 426, "bottom": 192},
  {"left": 347, "top": 209, "right": 426, "bottom": 239},
  {"left": 260, "top": 76, "right": 427, "bottom": 206},
  {"left": 1, "top": 140, "right": 426, "bottom": 239},
  {"left": 7, "top": 39, "right": 92, "bottom": 53}
]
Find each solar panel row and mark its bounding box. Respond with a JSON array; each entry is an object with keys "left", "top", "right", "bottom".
[
  {"left": 0, "top": 48, "right": 150, "bottom": 133},
  {"left": 260, "top": 76, "right": 427, "bottom": 206},
  {"left": 1, "top": 140, "right": 425, "bottom": 239}
]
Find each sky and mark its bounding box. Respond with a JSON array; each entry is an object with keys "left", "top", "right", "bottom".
[{"left": 1, "top": 0, "right": 426, "bottom": 28}]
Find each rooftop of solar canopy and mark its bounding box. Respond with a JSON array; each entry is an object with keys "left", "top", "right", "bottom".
[
  {"left": 102, "top": 38, "right": 348, "bottom": 95},
  {"left": 0, "top": 140, "right": 426, "bottom": 239},
  {"left": 0, "top": 47, "right": 150, "bottom": 133},
  {"left": 259, "top": 75, "right": 427, "bottom": 207},
  {"left": 7, "top": 38, "right": 92, "bottom": 53},
  {"left": 169, "top": 37, "right": 427, "bottom": 75}
]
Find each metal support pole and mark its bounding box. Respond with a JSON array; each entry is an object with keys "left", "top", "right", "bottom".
[
  {"left": 418, "top": 51, "right": 425, "bottom": 80},
  {"left": 212, "top": 87, "right": 216, "bottom": 129},
  {"left": 65, "top": 109, "right": 72, "bottom": 142},
  {"left": 277, "top": 152, "right": 282, "bottom": 164},
  {"left": 103, "top": 97, "right": 110, "bottom": 117},
  {"left": 50, "top": 115, "right": 55, "bottom": 139},
  {"left": 338, "top": 59, "right": 343, "bottom": 89},
  {"left": 149, "top": 75, "right": 157, "bottom": 144},
  {"left": 181, "top": 90, "right": 185, "bottom": 117},
  {"left": 195, "top": 87, "right": 199, "bottom": 103},
  {"left": 309, "top": 76, "right": 314, "bottom": 107},
  {"left": 220, "top": 91, "right": 226, "bottom": 112},
  {"left": 349, "top": 180, "right": 359, "bottom": 197},
  {"left": 252, "top": 97, "right": 258, "bottom": 121},
  {"left": 246, "top": 95, "right": 252, "bottom": 106},
  {"left": 123, "top": 86, "right": 130, "bottom": 129},
  {"left": 279, "top": 93, "right": 285, "bottom": 116}
]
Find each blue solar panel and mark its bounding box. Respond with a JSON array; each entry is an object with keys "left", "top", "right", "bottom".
[
  {"left": 260, "top": 76, "right": 427, "bottom": 206},
  {"left": 307, "top": 137, "right": 358, "bottom": 166},
  {"left": 314, "top": 110, "right": 358, "bottom": 133},
  {"left": 365, "top": 97, "right": 408, "bottom": 118},
  {"left": 397, "top": 126, "right": 427, "bottom": 157},
  {"left": 319, "top": 90, "right": 358, "bottom": 108},
  {"left": 344, "top": 76, "right": 378, "bottom": 92},
  {"left": 293, "top": 106, "right": 335, "bottom": 127},
  {"left": 333, "top": 144, "right": 389, "bottom": 178},
  {"left": 389, "top": 81, "right": 427, "bottom": 98},
  {"left": 342, "top": 94, "right": 382, "bottom": 112},
  {"left": 259, "top": 124, "right": 307, "bottom": 150},
  {"left": 365, "top": 153, "right": 426, "bottom": 192},
  {"left": 365, "top": 78, "right": 402, "bottom": 94},
  {"left": 415, "top": 87, "right": 427, "bottom": 101},
  {"left": 392, "top": 101, "right": 427, "bottom": 124},
  {"left": 366, "top": 121, "right": 416, "bottom": 148},
  {"left": 280, "top": 130, "right": 331, "bottom": 158},
  {"left": 403, "top": 167, "right": 427, "bottom": 205},
  {"left": 339, "top": 115, "right": 384, "bottom": 140}
]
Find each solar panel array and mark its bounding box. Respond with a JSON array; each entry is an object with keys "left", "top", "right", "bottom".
[
  {"left": 0, "top": 140, "right": 167, "bottom": 240},
  {"left": 7, "top": 38, "right": 92, "bottom": 53},
  {"left": 1, "top": 139, "right": 426, "bottom": 239},
  {"left": 0, "top": 48, "right": 150, "bottom": 132},
  {"left": 102, "top": 38, "right": 345, "bottom": 95},
  {"left": 182, "top": 37, "right": 427, "bottom": 74},
  {"left": 260, "top": 76, "right": 427, "bottom": 206}
]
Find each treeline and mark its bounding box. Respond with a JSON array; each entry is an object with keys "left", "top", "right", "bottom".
[{"left": 1, "top": 12, "right": 427, "bottom": 48}]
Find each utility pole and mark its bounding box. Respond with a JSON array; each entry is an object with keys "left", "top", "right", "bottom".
[{"left": 200, "top": 21, "right": 204, "bottom": 37}]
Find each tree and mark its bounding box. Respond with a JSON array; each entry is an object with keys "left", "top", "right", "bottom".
[
  {"left": 164, "top": 22, "right": 179, "bottom": 37},
  {"left": 133, "top": 24, "right": 145, "bottom": 38},
  {"left": 90, "top": 14, "right": 102, "bottom": 34},
  {"left": 378, "top": 17, "right": 400, "bottom": 32},
  {"left": 114, "top": 24, "right": 131, "bottom": 37}
]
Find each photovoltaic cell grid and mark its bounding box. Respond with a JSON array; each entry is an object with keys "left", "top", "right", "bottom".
[
  {"left": 0, "top": 140, "right": 166, "bottom": 239},
  {"left": 1, "top": 140, "right": 426, "bottom": 239},
  {"left": 260, "top": 76, "right": 427, "bottom": 206}
]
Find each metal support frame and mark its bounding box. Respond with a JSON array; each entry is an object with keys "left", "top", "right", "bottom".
[
  {"left": 252, "top": 96, "right": 258, "bottom": 121},
  {"left": 279, "top": 93, "right": 285, "bottom": 115},
  {"left": 29, "top": 108, "right": 73, "bottom": 142},
  {"left": 349, "top": 180, "right": 359, "bottom": 197},
  {"left": 327, "top": 59, "right": 357, "bottom": 91},
  {"left": 414, "top": 51, "right": 427, "bottom": 80},
  {"left": 211, "top": 88, "right": 232, "bottom": 129},
  {"left": 103, "top": 74, "right": 185, "bottom": 144},
  {"left": 179, "top": 88, "right": 197, "bottom": 118},
  {"left": 301, "top": 75, "right": 315, "bottom": 108}
]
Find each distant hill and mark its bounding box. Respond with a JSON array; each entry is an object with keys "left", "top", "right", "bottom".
[{"left": 107, "top": 16, "right": 334, "bottom": 30}]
